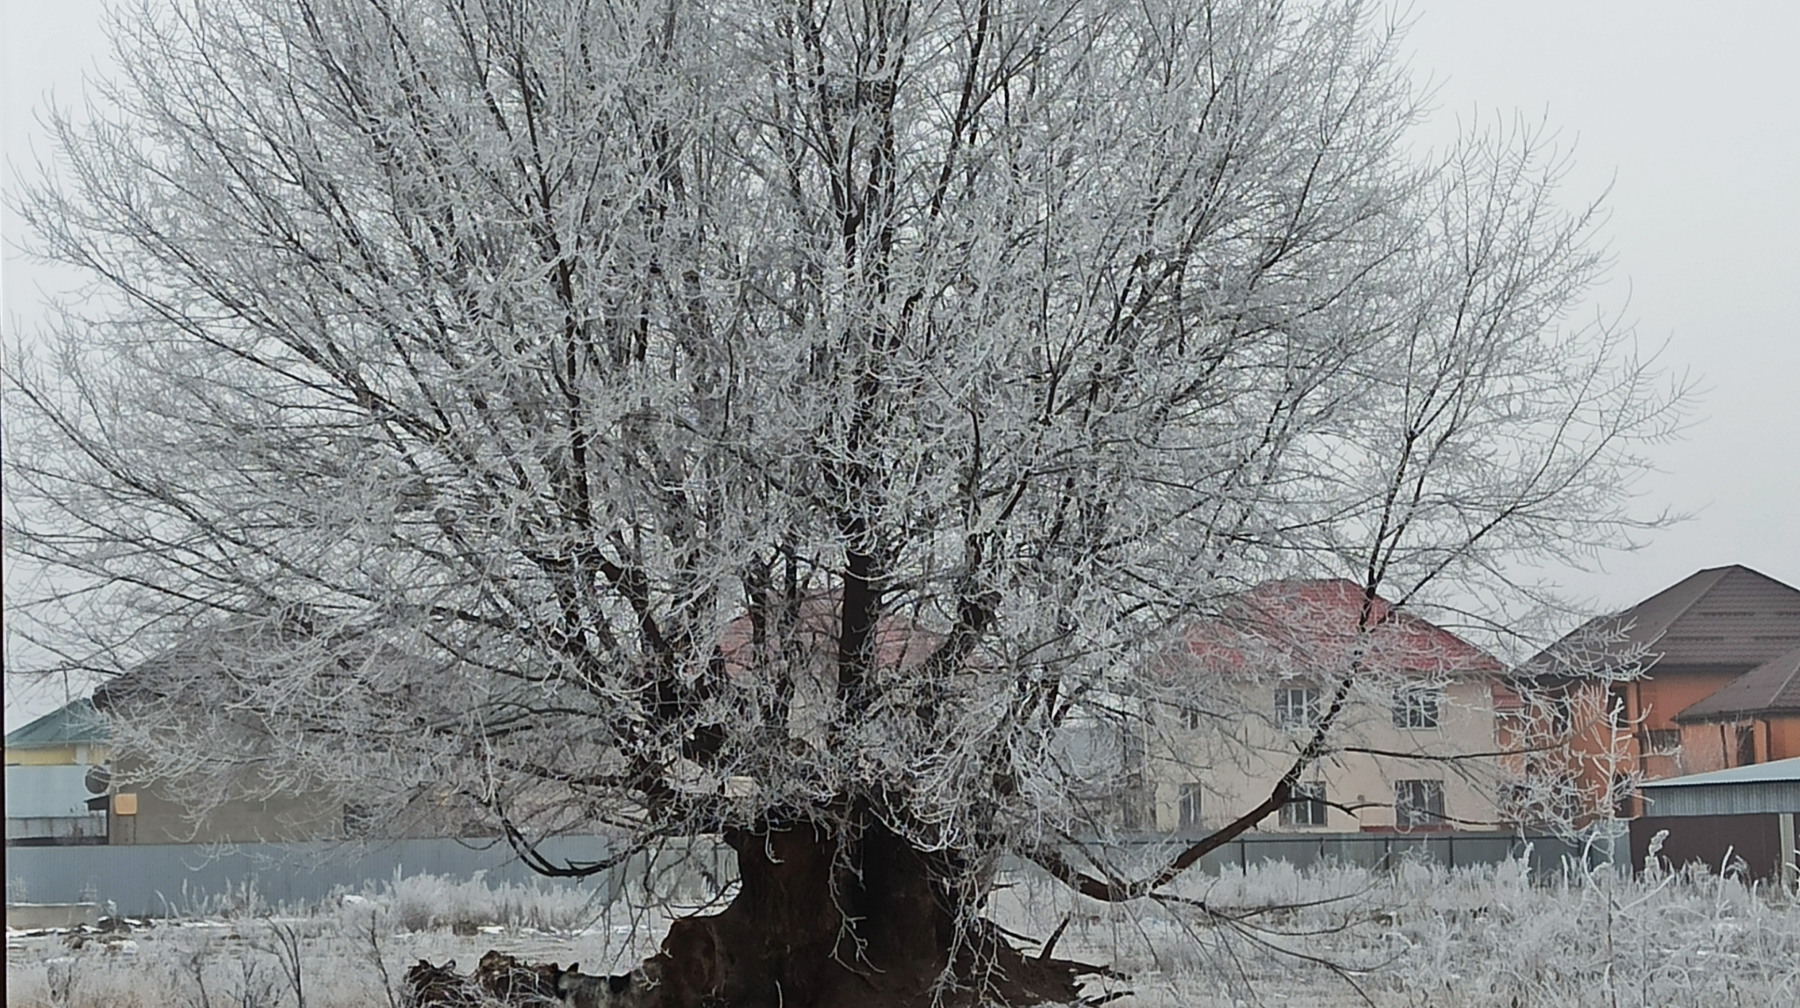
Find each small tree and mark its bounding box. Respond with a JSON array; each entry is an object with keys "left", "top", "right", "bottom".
[{"left": 7, "top": 1, "right": 1679, "bottom": 1003}]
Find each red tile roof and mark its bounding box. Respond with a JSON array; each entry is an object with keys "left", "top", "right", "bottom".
[
  {"left": 715, "top": 592, "right": 943, "bottom": 679},
  {"left": 1175, "top": 579, "right": 1500, "bottom": 679}
]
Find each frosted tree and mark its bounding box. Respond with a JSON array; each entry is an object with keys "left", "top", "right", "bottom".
[{"left": 6, "top": 0, "right": 1678, "bottom": 1003}]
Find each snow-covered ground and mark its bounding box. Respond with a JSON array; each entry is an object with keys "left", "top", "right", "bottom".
[{"left": 7, "top": 859, "right": 1796, "bottom": 1007}]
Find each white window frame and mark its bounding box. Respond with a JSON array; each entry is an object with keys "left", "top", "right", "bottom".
[
  {"left": 1178, "top": 783, "right": 1203, "bottom": 829},
  {"left": 1640, "top": 728, "right": 1681, "bottom": 755},
  {"left": 1279, "top": 780, "right": 1328, "bottom": 827},
  {"left": 1274, "top": 686, "right": 1321, "bottom": 729},
  {"left": 1394, "top": 779, "right": 1446, "bottom": 830},
  {"left": 1392, "top": 685, "right": 1443, "bottom": 730}
]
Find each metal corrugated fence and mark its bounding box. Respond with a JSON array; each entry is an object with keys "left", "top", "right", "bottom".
[
  {"left": 1638, "top": 780, "right": 1800, "bottom": 817},
  {"left": 6, "top": 831, "right": 1597, "bottom": 917},
  {"left": 6, "top": 836, "right": 615, "bottom": 916}
]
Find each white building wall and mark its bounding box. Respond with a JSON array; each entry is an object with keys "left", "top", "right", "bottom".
[
  {"left": 5, "top": 765, "right": 96, "bottom": 818},
  {"left": 1146, "top": 677, "right": 1505, "bottom": 833}
]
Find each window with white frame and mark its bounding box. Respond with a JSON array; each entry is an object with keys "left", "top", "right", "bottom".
[
  {"left": 1394, "top": 779, "right": 1446, "bottom": 830},
  {"left": 1392, "top": 685, "right": 1442, "bottom": 729},
  {"left": 1640, "top": 728, "right": 1680, "bottom": 755},
  {"left": 1274, "top": 686, "right": 1321, "bottom": 728},
  {"left": 1178, "top": 783, "right": 1203, "bottom": 829},
  {"left": 1279, "top": 781, "right": 1328, "bottom": 827}
]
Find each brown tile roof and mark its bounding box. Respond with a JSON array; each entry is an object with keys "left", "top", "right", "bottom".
[
  {"left": 1676, "top": 644, "right": 1800, "bottom": 722},
  {"left": 1527, "top": 565, "right": 1800, "bottom": 675}
]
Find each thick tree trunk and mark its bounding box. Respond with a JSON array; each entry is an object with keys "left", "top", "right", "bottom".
[{"left": 643, "top": 820, "right": 1094, "bottom": 1008}]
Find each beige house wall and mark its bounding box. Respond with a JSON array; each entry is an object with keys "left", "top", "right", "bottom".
[
  {"left": 1145, "top": 677, "right": 1505, "bottom": 833},
  {"left": 108, "top": 785, "right": 346, "bottom": 845},
  {"left": 103, "top": 758, "right": 493, "bottom": 844},
  {"left": 4, "top": 743, "right": 111, "bottom": 768},
  {"left": 9, "top": 714, "right": 479, "bottom": 846},
  {"left": 104, "top": 756, "right": 347, "bottom": 845}
]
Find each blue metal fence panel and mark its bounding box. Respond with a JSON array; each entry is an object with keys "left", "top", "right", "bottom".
[
  {"left": 5, "top": 836, "right": 612, "bottom": 916},
  {"left": 7, "top": 831, "right": 1598, "bottom": 918}
]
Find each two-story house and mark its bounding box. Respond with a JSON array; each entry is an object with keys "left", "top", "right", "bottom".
[
  {"left": 1517, "top": 565, "right": 1800, "bottom": 818},
  {"left": 1140, "top": 580, "right": 1509, "bottom": 835}
]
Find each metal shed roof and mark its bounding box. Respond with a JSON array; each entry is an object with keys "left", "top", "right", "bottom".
[
  {"left": 3, "top": 698, "right": 109, "bottom": 749},
  {"left": 1637, "top": 756, "right": 1800, "bottom": 816}
]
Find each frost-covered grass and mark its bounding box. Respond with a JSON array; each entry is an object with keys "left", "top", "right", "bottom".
[
  {"left": 7, "top": 860, "right": 1796, "bottom": 1007},
  {"left": 3, "top": 871, "right": 681, "bottom": 1008},
  {"left": 989, "top": 857, "right": 1800, "bottom": 1007},
  {"left": 365, "top": 868, "right": 614, "bottom": 935}
]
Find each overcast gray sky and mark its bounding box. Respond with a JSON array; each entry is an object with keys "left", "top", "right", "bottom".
[
  {"left": 1402, "top": 1, "right": 1800, "bottom": 607},
  {"left": 5, "top": 1, "right": 1797, "bottom": 729}
]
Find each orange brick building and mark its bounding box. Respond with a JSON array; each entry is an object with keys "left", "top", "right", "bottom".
[
  {"left": 1520, "top": 565, "right": 1800, "bottom": 819},
  {"left": 1674, "top": 644, "right": 1800, "bottom": 766}
]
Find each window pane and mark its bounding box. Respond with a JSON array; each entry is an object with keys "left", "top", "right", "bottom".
[
  {"left": 1395, "top": 779, "right": 1444, "bottom": 830},
  {"left": 1301, "top": 781, "right": 1326, "bottom": 826},
  {"left": 1640, "top": 729, "right": 1680, "bottom": 755},
  {"left": 1280, "top": 781, "right": 1327, "bottom": 826},
  {"left": 1393, "top": 686, "right": 1441, "bottom": 729},
  {"left": 1178, "top": 783, "right": 1202, "bottom": 828},
  {"left": 1276, "top": 687, "right": 1321, "bottom": 728}
]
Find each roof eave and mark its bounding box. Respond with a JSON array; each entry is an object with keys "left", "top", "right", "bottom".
[{"left": 1675, "top": 705, "right": 1800, "bottom": 725}]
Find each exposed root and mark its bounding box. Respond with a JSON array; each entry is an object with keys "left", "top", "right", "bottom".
[{"left": 405, "top": 823, "right": 1117, "bottom": 1008}]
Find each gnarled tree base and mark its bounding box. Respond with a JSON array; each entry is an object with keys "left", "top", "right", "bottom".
[{"left": 640, "top": 822, "right": 1100, "bottom": 1008}]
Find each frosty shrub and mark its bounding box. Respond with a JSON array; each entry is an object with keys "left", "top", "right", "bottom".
[{"left": 343, "top": 869, "right": 611, "bottom": 935}]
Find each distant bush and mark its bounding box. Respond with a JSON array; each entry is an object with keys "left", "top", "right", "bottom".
[{"left": 337, "top": 869, "right": 610, "bottom": 935}]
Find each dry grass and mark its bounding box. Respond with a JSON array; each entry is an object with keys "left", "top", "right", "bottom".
[{"left": 7, "top": 858, "right": 1796, "bottom": 1007}]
